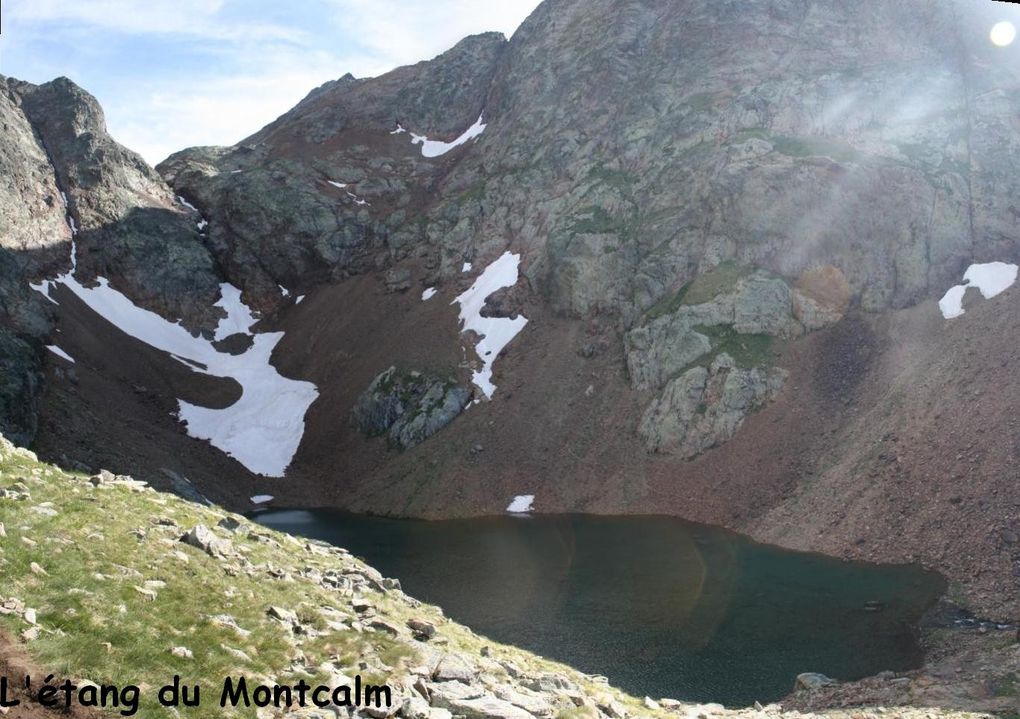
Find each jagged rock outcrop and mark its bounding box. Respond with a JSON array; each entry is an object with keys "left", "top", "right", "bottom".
[
  {"left": 155, "top": 33, "right": 509, "bottom": 310},
  {"left": 352, "top": 367, "right": 471, "bottom": 449},
  {"left": 7, "top": 76, "right": 222, "bottom": 328},
  {"left": 625, "top": 267, "right": 804, "bottom": 391},
  {"left": 639, "top": 353, "right": 787, "bottom": 456}
]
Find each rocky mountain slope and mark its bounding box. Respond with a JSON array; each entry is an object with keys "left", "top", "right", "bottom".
[{"left": 1, "top": 0, "right": 1020, "bottom": 633}]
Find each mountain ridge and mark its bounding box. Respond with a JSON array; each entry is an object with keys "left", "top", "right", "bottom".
[{"left": 1, "top": 0, "right": 1019, "bottom": 649}]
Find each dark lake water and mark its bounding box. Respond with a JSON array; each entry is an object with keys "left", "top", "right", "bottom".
[{"left": 254, "top": 511, "right": 944, "bottom": 706}]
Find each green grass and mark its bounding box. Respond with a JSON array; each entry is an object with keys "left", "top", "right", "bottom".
[
  {"left": 680, "top": 262, "right": 751, "bottom": 306},
  {"left": 0, "top": 451, "right": 421, "bottom": 717},
  {"left": 642, "top": 284, "right": 691, "bottom": 323},
  {"left": 770, "top": 135, "right": 860, "bottom": 163},
  {"left": 696, "top": 325, "right": 776, "bottom": 369}
]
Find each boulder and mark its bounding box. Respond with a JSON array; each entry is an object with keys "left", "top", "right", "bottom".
[
  {"left": 639, "top": 354, "right": 787, "bottom": 456},
  {"left": 352, "top": 367, "right": 471, "bottom": 449}
]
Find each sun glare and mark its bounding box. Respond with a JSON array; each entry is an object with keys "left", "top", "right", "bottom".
[{"left": 990, "top": 21, "right": 1016, "bottom": 47}]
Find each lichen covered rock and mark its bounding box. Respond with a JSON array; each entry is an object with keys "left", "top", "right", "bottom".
[
  {"left": 352, "top": 367, "right": 471, "bottom": 449},
  {"left": 639, "top": 353, "right": 786, "bottom": 457}
]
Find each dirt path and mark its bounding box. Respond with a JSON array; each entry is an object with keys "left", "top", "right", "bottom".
[{"left": 0, "top": 633, "right": 102, "bottom": 718}]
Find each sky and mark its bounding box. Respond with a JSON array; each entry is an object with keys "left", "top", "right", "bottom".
[{"left": 0, "top": 1, "right": 541, "bottom": 164}]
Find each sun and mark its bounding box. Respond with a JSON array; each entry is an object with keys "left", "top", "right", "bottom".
[{"left": 990, "top": 21, "right": 1017, "bottom": 47}]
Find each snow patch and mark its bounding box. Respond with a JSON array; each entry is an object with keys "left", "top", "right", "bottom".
[
  {"left": 46, "top": 345, "right": 74, "bottom": 363},
  {"left": 410, "top": 114, "right": 486, "bottom": 158},
  {"left": 507, "top": 495, "right": 534, "bottom": 513},
  {"left": 295, "top": 295, "right": 305, "bottom": 305},
  {"left": 421, "top": 287, "right": 437, "bottom": 301},
  {"left": 33, "top": 251, "right": 317, "bottom": 477},
  {"left": 197, "top": 220, "right": 208, "bottom": 231},
  {"left": 939, "top": 261, "right": 1019, "bottom": 319},
  {"left": 390, "top": 124, "right": 406, "bottom": 135},
  {"left": 176, "top": 195, "right": 198, "bottom": 212},
  {"left": 462, "top": 262, "right": 472, "bottom": 273},
  {"left": 212, "top": 283, "right": 259, "bottom": 341},
  {"left": 279, "top": 285, "right": 290, "bottom": 297},
  {"left": 452, "top": 251, "right": 528, "bottom": 399},
  {"left": 250, "top": 495, "right": 274, "bottom": 504},
  {"left": 327, "top": 180, "right": 347, "bottom": 189}
]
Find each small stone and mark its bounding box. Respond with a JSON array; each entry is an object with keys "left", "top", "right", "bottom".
[
  {"left": 267, "top": 606, "right": 297, "bottom": 623},
  {"left": 23, "top": 608, "right": 37, "bottom": 625},
  {"left": 795, "top": 672, "right": 838, "bottom": 691},
  {"left": 181, "top": 524, "right": 231, "bottom": 557},
  {"left": 133, "top": 586, "right": 157, "bottom": 601},
  {"left": 407, "top": 618, "right": 437, "bottom": 640},
  {"left": 170, "top": 646, "right": 193, "bottom": 659},
  {"left": 29, "top": 562, "right": 47, "bottom": 576}
]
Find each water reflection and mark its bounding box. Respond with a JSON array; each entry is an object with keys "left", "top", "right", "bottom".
[{"left": 255, "top": 511, "right": 944, "bottom": 706}]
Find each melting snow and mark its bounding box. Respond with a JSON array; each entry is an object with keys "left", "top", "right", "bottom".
[
  {"left": 46, "top": 345, "right": 74, "bottom": 363},
  {"left": 213, "top": 283, "right": 259, "bottom": 340},
  {"left": 939, "top": 261, "right": 1019, "bottom": 319},
  {"left": 176, "top": 195, "right": 198, "bottom": 212},
  {"left": 452, "top": 251, "right": 528, "bottom": 398},
  {"left": 33, "top": 249, "right": 317, "bottom": 477},
  {"left": 507, "top": 495, "right": 534, "bottom": 513},
  {"left": 328, "top": 180, "right": 347, "bottom": 189},
  {"left": 410, "top": 114, "right": 486, "bottom": 158},
  {"left": 390, "top": 124, "right": 406, "bottom": 135},
  {"left": 422, "top": 287, "right": 437, "bottom": 301},
  {"left": 250, "top": 495, "right": 274, "bottom": 504}
]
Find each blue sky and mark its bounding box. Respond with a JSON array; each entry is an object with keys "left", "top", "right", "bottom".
[{"left": 0, "top": 1, "right": 541, "bottom": 164}]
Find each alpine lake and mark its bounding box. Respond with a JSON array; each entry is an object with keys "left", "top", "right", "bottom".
[{"left": 254, "top": 511, "right": 945, "bottom": 706}]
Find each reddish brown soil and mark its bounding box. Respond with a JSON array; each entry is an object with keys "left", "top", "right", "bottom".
[
  {"left": 0, "top": 633, "right": 102, "bottom": 717},
  {"left": 31, "top": 264, "right": 1020, "bottom": 620}
]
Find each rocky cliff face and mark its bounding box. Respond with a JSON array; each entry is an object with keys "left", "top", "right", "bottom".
[
  {"left": 2, "top": 0, "right": 1020, "bottom": 619},
  {"left": 152, "top": 0, "right": 1020, "bottom": 467}
]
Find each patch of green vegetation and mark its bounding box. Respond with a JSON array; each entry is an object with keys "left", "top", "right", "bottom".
[
  {"left": 682, "top": 91, "right": 716, "bottom": 113},
  {"left": 730, "top": 127, "right": 771, "bottom": 142},
  {"left": 694, "top": 324, "right": 776, "bottom": 370},
  {"left": 455, "top": 182, "right": 487, "bottom": 205},
  {"left": 557, "top": 707, "right": 601, "bottom": 719},
  {"left": 680, "top": 261, "right": 751, "bottom": 306},
  {"left": 771, "top": 135, "right": 860, "bottom": 163},
  {"left": 0, "top": 450, "right": 423, "bottom": 717},
  {"left": 641, "top": 284, "right": 690, "bottom": 324},
  {"left": 586, "top": 164, "right": 637, "bottom": 189},
  {"left": 992, "top": 673, "right": 1018, "bottom": 698},
  {"left": 570, "top": 206, "right": 631, "bottom": 235}
]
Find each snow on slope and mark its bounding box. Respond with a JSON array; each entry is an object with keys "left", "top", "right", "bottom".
[
  {"left": 212, "top": 283, "right": 259, "bottom": 340},
  {"left": 410, "top": 115, "right": 486, "bottom": 158},
  {"left": 453, "top": 252, "right": 528, "bottom": 399},
  {"left": 507, "top": 495, "right": 534, "bottom": 513},
  {"left": 46, "top": 345, "right": 74, "bottom": 363},
  {"left": 33, "top": 248, "right": 317, "bottom": 477},
  {"left": 939, "top": 261, "right": 1019, "bottom": 319}
]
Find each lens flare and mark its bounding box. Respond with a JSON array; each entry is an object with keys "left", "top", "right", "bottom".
[{"left": 990, "top": 21, "right": 1016, "bottom": 47}]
